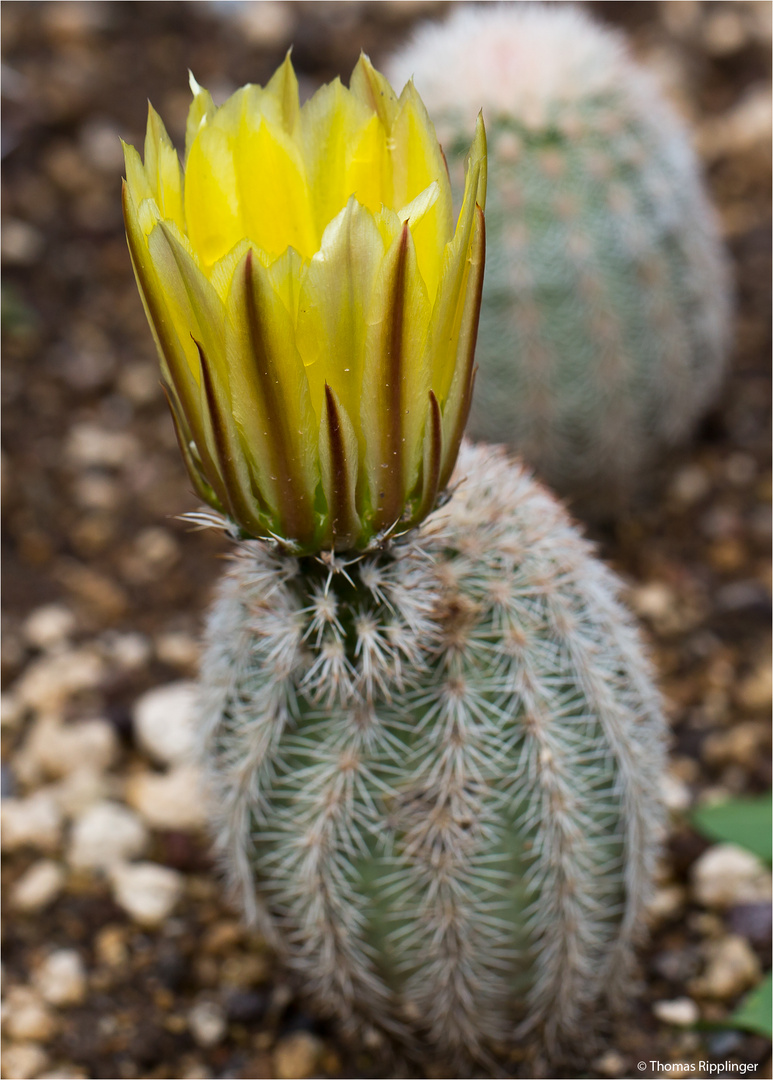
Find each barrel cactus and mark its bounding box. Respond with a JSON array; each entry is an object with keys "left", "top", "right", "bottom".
[
  {"left": 388, "top": 3, "right": 732, "bottom": 505},
  {"left": 122, "top": 54, "right": 666, "bottom": 1071},
  {"left": 198, "top": 441, "right": 666, "bottom": 1065}
]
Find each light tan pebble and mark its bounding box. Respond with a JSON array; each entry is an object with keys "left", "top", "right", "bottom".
[
  {"left": 661, "top": 771, "right": 692, "bottom": 813},
  {"left": 109, "top": 862, "right": 183, "bottom": 926},
  {"left": 101, "top": 632, "right": 152, "bottom": 671},
  {"left": 690, "top": 935, "right": 761, "bottom": 1000},
  {"left": 647, "top": 885, "right": 687, "bottom": 926},
  {"left": 11, "top": 860, "right": 65, "bottom": 912},
  {"left": 670, "top": 464, "right": 710, "bottom": 505},
  {"left": 125, "top": 765, "right": 208, "bottom": 831},
  {"left": 273, "top": 1031, "right": 324, "bottom": 1080},
  {"left": 2, "top": 986, "right": 58, "bottom": 1041},
  {"left": 17, "top": 715, "right": 118, "bottom": 782},
  {"left": 736, "top": 662, "right": 772, "bottom": 712},
  {"left": 0, "top": 1040, "right": 49, "bottom": 1079},
  {"left": 1, "top": 792, "right": 63, "bottom": 853},
  {"left": 36, "top": 1069, "right": 88, "bottom": 1079},
  {"left": 702, "top": 721, "right": 770, "bottom": 768},
  {"left": 593, "top": 1049, "right": 628, "bottom": 1077},
  {"left": 691, "top": 844, "right": 772, "bottom": 909},
  {"left": 94, "top": 925, "right": 129, "bottom": 968},
  {"left": 233, "top": 0, "right": 293, "bottom": 46},
  {"left": 13, "top": 649, "right": 104, "bottom": 712},
  {"left": 0, "top": 693, "right": 23, "bottom": 730},
  {"left": 133, "top": 681, "right": 197, "bottom": 766},
  {"left": 49, "top": 767, "right": 110, "bottom": 819},
  {"left": 187, "top": 1000, "right": 227, "bottom": 1048},
  {"left": 22, "top": 606, "right": 76, "bottom": 652},
  {"left": 155, "top": 632, "right": 199, "bottom": 671},
  {"left": 33, "top": 950, "right": 87, "bottom": 1007},
  {"left": 653, "top": 997, "right": 700, "bottom": 1026},
  {"left": 64, "top": 423, "right": 139, "bottom": 469},
  {"left": 67, "top": 801, "right": 147, "bottom": 870},
  {"left": 1, "top": 218, "right": 44, "bottom": 266}
]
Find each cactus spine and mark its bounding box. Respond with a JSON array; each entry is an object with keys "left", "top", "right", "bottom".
[
  {"left": 387, "top": 4, "right": 732, "bottom": 504},
  {"left": 197, "top": 442, "right": 666, "bottom": 1067}
]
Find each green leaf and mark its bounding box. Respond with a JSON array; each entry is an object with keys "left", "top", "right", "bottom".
[
  {"left": 692, "top": 793, "right": 772, "bottom": 864},
  {"left": 728, "top": 973, "right": 773, "bottom": 1039}
]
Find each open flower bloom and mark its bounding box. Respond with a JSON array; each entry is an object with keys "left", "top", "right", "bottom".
[{"left": 123, "top": 55, "right": 486, "bottom": 553}]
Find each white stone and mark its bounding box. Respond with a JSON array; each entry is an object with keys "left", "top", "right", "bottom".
[
  {"left": 109, "top": 861, "right": 183, "bottom": 926},
  {"left": 13, "top": 649, "right": 104, "bottom": 712},
  {"left": 125, "top": 765, "right": 208, "bottom": 831},
  {"left": 34, "top": 949, "right": 87, "bottom": 1006},
  {"left": 65, "top": 424, "right": 139, "bottom": 468},
  {"left": 11, "top": 860, "right": 65, "bottom": 912},
  {"left": 133, "top": 681, "right": 198, "bottom": 766},
  {"left": 101, "top": 632, "right": 152, "bottom": 671},
  {"left": 67, "top": 801, "right": 147, "bottom": 870},
  {"left": 188, "top": 1000, "right": 227, "bottom": 1047},
  {"left": 49, "top": 767, "right": 111, "bottom": 818},
  {"left": 691, "top": 843, "right": 772, "bottom": 909},
  {"left": 661, "top": 771, "right": 692, "bottom": 813},
  {"left": 1, "top": 792, "right": 63, "bottom": 853},
  {"left": 691, "top": 935, "right": 762, "bottom": 1001},
  {"left": 653, "top": 997, "right": 700, "bottom": 1026},
  {"left": 2, "top": 985, "right": 58, "bottom": 1041},
  {"left": 0, "top": 692, "right": 23, "bottom": 730},
  {"left": 0, "top": 1041, "right": 49, "bottom": 1079},
  {"left": 22, "top": 605, "right": 76, "bottom": 651},
  {"left": 17, "top": 715, "right": 118, "bottom": 782}
]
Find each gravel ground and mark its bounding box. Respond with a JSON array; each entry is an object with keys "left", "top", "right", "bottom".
[{"left": 1, "top": 3, "right": 771, "bottom": 1078}]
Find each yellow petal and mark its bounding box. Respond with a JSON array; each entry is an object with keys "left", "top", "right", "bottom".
[
  {"left": 224, "top": 248, "right": 319, "bottom": 545},
  {"left": 185, "top": 72, "right": 215, "bottom": 162},
  {"left": 296, "top": 197, "right": 385, "bottom": 429},
  {"left": 265, "top": 51, "right": 300, "bottom": 134},
  {"left": 122, "top": 140, "right": 153, "bottom": 205},
  {"left": 319, "top": 384, "right": 362, "bottom": 549},
  {"left": 144, "top": 104, "right": 185, "bottom": 232},
  {"left": 360, "top": 222, "right": 431, "bottom": 533},
  {"left": 350, "top": 53, "right": 399, "bottom": 132},
  {"left": 300, "top": 79, "right": 390, "bottom": 231},
  {"left": 184, "top": 123, "right": 243, "bottom": 268},
  {"left": 390, "top": 82, "right": 454, "bottom": 304}
]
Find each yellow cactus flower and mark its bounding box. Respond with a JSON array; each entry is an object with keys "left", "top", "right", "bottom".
[{"left": 122, "top": 54, "right": 486, "bottom": 553}]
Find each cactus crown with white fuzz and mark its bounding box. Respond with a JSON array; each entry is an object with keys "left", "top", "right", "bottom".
[
  {"left": 388, "top": 3, "right": 732, "bottom": 505},
  {"left": 197, "top": 442, "right": 666, "bottom": 1069}
]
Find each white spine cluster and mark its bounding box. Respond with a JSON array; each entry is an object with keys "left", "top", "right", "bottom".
[{"left": 197, "top": 441, "right": 666, "bottom": 1067}]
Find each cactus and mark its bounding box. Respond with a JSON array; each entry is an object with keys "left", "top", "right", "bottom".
[
  {"left": 197, "top": 441, "right": 666, "bottom": 1068},
  {"left": 387, "top": 4, "right": 732, "bottom": 505}
]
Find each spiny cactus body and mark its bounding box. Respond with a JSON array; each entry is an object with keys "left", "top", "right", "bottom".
[
  {"left": 388, "top": 4, "right": 731, "bottom": 505},
  {"left": 197, "top": 442, "right": 666, "bottom": 1067}
]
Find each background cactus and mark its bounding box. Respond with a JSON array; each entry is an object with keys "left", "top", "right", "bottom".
[
  {"left": 387, "top": 4, "right": 732, "bottom": 506},
  {"left": 197, "top": 441, "right": 666, "bottom": 1067}
]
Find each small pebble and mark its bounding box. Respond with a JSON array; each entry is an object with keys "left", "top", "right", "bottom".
[
  {"left": 22, "top": 605, "right": 76, "bottom": 651},
  {"left": 67, "top": 800, "right": 147, "bottom": 870},
  {"left": 49, "top": 766, "right": 110, "bottom": 818},
  {"left": 3, "top": 986, "right": 58, "bottom": 1041},
  {"left": 274, "top": 1031, "right": 324, "bottom": 1080},
  {"left": 0, "top": 692, "right": 23, "bottom": 730},
  {"left": 125, "top": 764, "right": 209, "bottom": 831},
  {"left": 187, "top": 1000, "right": 227, "bottom": 1048},
  {"left": 133, "top": 681, "right": 197, "bottom": 766},
  {"left": 13, "top": 648, "right": 104, "bottom": 712},
  {"left": 11, "top": 859, "right": 65, "bottom": 912},
  {"left": 17, "top": 715, "right": 118, "bottom": 782},
  {"left": 661, "top": 772, "right": 692, "bottom": 813},
  {"left": 225, "top": 988, "right": 270, "bottom": 1025},
  {"left": 593, "top": 1049, "right": 628, "bottom": 1077},
  {"left": 691, "top": 935, "right": 762, "bottom": 1000},
  {"left": 1, "top": 791, "right": 63, "bottom": 852},
  {"left": 155, "top": 632, "right": 199, "bottom": 671},
  {"left": 109, "top": 861, "right": 184, "bottom": 926},
  {"left": 736, "top": 661, "right": 772, "bottom": 712},
  {"left": 647, "top": 885, "right": 687, "bottom": 925},
  {"left": 64, "top": 423, "right": 139, "bottom": 469},
  {"left": 691, "top": 844, "right": 772, "bottom": 909},
  {"left": 653, "top": 997, "right": 700, "bottom": 1026},
  {"left": 101, "top": 631, "right": 152, "bottom": 671},
  {"left": 34, "top": 949, "right": 87, "bottom": 1006},
  {"left": 0, "top": 1041, "right": 49, "bottom": 1079}
]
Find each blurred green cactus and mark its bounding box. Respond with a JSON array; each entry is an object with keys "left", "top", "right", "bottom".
[{"left": 388, "top": 3, "right": 732, "bottom": 505}]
